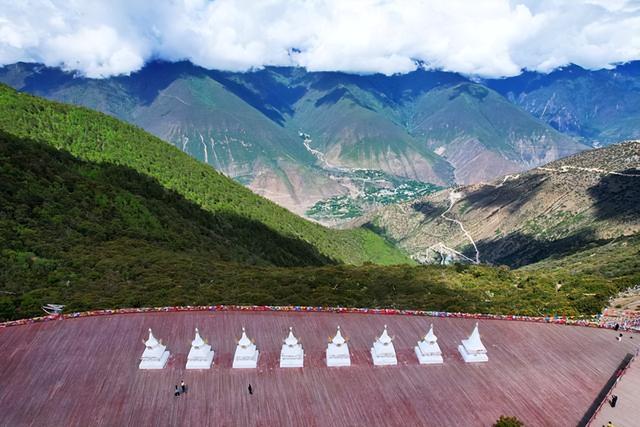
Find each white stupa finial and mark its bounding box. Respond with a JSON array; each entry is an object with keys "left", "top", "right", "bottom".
[
  {"left": 145, "top": 328, "right": 159, "bottom": 347},
  {"left": 378, "top": 325, "right": 392, "bottom": 344},
  {"left": 471, "top": 322, "right": 479, "bottom": 337},
  {"left": 284, "top": 326, "right": 299, "bottom": 346},
  {"left": 238, "top": 327, "right": 251, "bottom": 347},
  {"left": 332, "top": 326, "right": 346, "bottom": 345},
  {"left": 465, "top": 322, "right": 485, "bottom": 350},
  {"left": 192, "top": 327, "right": 205, "bottom": 347},
  {"left": 424, "top": 324, "right": 437, "bottom": 343}
]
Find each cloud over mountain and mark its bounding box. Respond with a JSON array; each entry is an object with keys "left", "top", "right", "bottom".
[{"left": 1, "top": 0, "right": 639, "bottom": 78}]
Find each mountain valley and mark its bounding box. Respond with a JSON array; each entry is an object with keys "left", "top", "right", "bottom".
[{"left": 4, "top": 61, "right": 634, "bottom": 220}]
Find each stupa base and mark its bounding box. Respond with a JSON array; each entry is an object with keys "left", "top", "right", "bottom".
[
  {"left": 186, "top": 351, "right": 214, "bottom": 369},
  {"left": 458, "top": 345, "right": 488, "bottom": 363},
  {"left": 326, "top": 353, "right": 351, "bottom": 367},
  {"left": 415, "top": 346, "right": 444, "bottom": 364},
  {"left": 139, "top": 351, "right": 170, "bottom": 369},
  {"left": 371, "top": 348, "right": 397, "bottom": 366},
  {"left": 280, "top": 356, "right": 304, "bottom": 368},
  {"left": 232, "top": 351, "right": 260, "bottom": 369}
]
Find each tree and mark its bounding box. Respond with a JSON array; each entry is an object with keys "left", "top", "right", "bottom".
[{"left": 493, "top": 415, "right": 524, "bottom": 427}]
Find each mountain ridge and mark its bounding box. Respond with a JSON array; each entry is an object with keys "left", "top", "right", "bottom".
[{"left": 0, "top": 61, "right": 603, "bottom": 218}]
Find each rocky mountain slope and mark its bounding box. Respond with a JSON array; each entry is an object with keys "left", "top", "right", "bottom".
[
  {"left": 488, "top": 63, "right": 640, "bottom": 145},
  {"left": 359, "top": 141, "right": 640, "bottom": 267},
  {"left": 406, "top": 82, "right": 586, "bottom": 184},
  {"left": 0, "top": 61, "right": 596, "bottom": 217}
]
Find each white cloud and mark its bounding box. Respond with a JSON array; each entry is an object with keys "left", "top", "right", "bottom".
[{"left": 0, "top": 0, "right": 639, "bottom": 77}]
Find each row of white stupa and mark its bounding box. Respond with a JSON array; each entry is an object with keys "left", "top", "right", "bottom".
[{"left": 139, "top": 322, "right": 488, "bottom": 370}]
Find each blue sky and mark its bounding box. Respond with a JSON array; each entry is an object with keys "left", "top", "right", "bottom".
[{"left": 1, "top": 0, "right": 639, "bottom": 78}]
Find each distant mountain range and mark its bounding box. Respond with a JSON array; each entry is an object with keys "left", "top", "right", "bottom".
[
  {"left": 487, "top": 62, "right": 640, "bottom": 145},
  {"left": 2, "top": 61, "right": 638, "bottom": 218}
]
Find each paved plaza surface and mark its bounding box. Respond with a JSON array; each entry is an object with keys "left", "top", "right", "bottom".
[
  {"left": 0, "top": 311, "right": 637, "bottom": 426},
  {"left": 591, "top": 356, "right": 640, "bottom": 427}
]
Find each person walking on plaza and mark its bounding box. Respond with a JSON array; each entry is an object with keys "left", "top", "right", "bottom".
[{"left": 610, "top": 395, "right": 618, "bottom": 407}]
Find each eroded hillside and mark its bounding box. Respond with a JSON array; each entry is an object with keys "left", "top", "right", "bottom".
[{"left": 361, "top": 141, "right": 640, "bottom": 267}]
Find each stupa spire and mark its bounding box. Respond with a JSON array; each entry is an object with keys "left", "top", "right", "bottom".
[
  {"left": 233, "top": 327, "right": 259, "bottom": 368},
  {"left": 415, "top": 323, "right": 443, "bottom": 364},
  {"left": 458, "top": 322, "right": 488, "bottom": 363},
  {"left": 139, "top": 328, "right": 170, "bottom": 369},
  {"left": 192, "top": 327, "right": 205, "bottom": 348},
  {"left": 145, "top": 328, "right": 159, "bottom": 347},
  {"left": 284, "top": 326, "right": 299, "bottom": 346},
  {"left": 280, "top": 326, "right": 304, "bottom": 368},
  {"left": 378, "top": 324, "right": 393, "bottom": 344},
  {"left": 326, "top": 325, "right": 351, "bottom": 367},
  {"left": 186, "top": 327, "right": 214, "bottom": 369},
  {"left": 238, "top": 327, "right": 252, "bottom": 347},
  {"left": 424, "top": 324, "right": 437, "bottom": 343},
  {"left": 332, "top": 325, "right": 346, "bottom": 345},
  {"left": 371, "top": 325, "right": 397, "bottom": 366}
]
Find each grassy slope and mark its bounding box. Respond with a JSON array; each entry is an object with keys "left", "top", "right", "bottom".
[
  {"left": 0, "top": 130, "right": 335, "bottom": 268},
  {"left": 0, "top": 84, "right": 409, "bottom": 265},
  {"left": 520, "top": 234, "right": 640, "bottom": 289}
]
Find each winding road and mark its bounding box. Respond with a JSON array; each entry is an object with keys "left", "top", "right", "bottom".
[{"left": 440, "top": 190, "right": 480, "bottom": 264}]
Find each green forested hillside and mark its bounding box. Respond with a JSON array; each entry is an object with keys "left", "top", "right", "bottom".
[
  {"left": 0, "top": 84, "right": 408, "bottom": 266},
  {"left": 0, "top": 131, "right": 334, "bottom": 268},
  {"left": 520, "top": 234, "right": 640, "bottom": 285},
  {"left": 0, "top": 129, "right": 620, "bottom": 321}
]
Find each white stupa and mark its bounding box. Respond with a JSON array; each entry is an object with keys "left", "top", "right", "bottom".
[
  {"left": 458, "top": 322, "right": 488, "bottom": 363},
  {"left": 186, "top": 327, "right": 214, "bottom": 369},
  {"left": 232, "top": 327, "right": 259, "bottom": 368},
  {"left": 280, "top": 327, "right": 304, "bottom": 368},
  {"left": 370, "top": 325, "right": 397, "bottom": 366},
  {"left": 415, "top": 323, "right": 443, "bottom": 364},
  {"left": 139, "top": 328, "right": 170, "bottom": 369},
  {"left": 326, "top": 326, "right": 351, "bottom": 367}
]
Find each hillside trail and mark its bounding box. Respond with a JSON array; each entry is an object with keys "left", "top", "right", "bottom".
[
  {"left": 440, "top": 190, "right": 480, "bottom": 264},
  {"left": 425, "top": 242, "right": 477, "bottom": 265},
  {"left": 537, "top": 165, "right": 640, "bottom": 177},
  {"left": 428, "top": 162, "right": 639, "bottom": 266}
]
